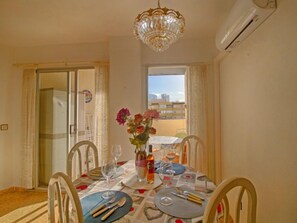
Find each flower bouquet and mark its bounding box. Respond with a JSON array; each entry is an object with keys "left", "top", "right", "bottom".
[
  {"left": 116, "top": 108, "right": 160, "bottom": 151},
  {"left": 116, "top": 108, "right": 159, "bottom": 182}
]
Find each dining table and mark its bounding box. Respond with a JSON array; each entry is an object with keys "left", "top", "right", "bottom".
[{"left": 73, "top": 160, "right": 216, "bottom": 223}]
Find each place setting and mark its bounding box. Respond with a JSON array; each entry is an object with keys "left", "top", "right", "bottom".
[
  {"left": 154, "top": 184, "right": 207, "bottom": 219},
  {"left": 153, "top": 155, "right": 208, "bottom": 219},
  {"left": 87, "top": 145, "right": 125, "bottom": 181},
  {"left": 81, "top": 157, "right": 132, "bottom": 222},
  {"left": 81, "top": 190, "right": 132, "bottom": 223}
]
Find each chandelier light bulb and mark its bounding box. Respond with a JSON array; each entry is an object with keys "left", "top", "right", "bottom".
[{"left": 134, "top": 0, "right": 185, "bottom": 52}]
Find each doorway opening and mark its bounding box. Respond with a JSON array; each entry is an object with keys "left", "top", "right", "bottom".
[
  {"left": 147, "top": 66, "right": 187, "bottom": 138},
  {"left": 37, "top": 68, "right": 95, "bottom": 187}
]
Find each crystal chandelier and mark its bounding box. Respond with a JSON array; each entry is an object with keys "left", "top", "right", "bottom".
[{"left": 134, "top": 0, "right": 185, "bottom": 52}]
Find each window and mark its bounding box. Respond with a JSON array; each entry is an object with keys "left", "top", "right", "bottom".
[{"left": 147, "top": 67, "right": 186, "bottom": 120}]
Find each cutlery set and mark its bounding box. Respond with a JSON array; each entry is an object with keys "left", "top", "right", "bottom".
[
  {"left": 91, "top": 197, "right": 126, "bottom": 221},
  {"left": 171, "top": 187, "right": 205, "bottom": 205}
]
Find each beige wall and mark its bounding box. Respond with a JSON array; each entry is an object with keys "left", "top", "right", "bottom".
[
  {"left": 142, "top": 37, "right": 218, "bottom": 64},
  {"left": 12, "top": 42, "right": 109, "bottom": 64},
  {"left": 219, "top": 0, "right": 297, "bottom": 222},
  {"left": 0, "top": 46, "right": 23, "bottom": 189},
  {"left": 109, "top": 37, "right": 143, "bottom": 161}
]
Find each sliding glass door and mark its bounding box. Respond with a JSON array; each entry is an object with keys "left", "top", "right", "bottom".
[{"left": 37, "top": 68, "right": 95, "bottom": 187}]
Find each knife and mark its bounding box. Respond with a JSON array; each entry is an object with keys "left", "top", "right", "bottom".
[
  {"left": 175, "top": 187, "right": 205, "bottom": 201},
  {"left": 171, "top": 192, "right": 202, "bottom": 205},
  {"left": 185, "top": 191, "right": 205, "bottom": 201},
  {"left": 92, "top": 200, "right": 120, "bottom": 217}
]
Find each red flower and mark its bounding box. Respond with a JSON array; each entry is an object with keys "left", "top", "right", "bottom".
[
  {"left": 149, "top": 127, "right": 156, "bottom": 134},
  {"left": 134, "top": 114, "right": 143, "bottom": 124},
  {"left": 136, "top": 125, "right": 145, "bottom": 134},
  {"left": 127, "top": 127, "right": 133, "bottom": 134},
  {"left": 116, "top": 108, "right": 130, "bottom": 125}
]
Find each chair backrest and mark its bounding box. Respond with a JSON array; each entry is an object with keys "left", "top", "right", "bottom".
[
  {"left": 203, "top": 177, "right": 257, "bottom": 223},
  {"left": 48, "top": 172, "right": 84, "bottom": 223},
  {"left": 178, "top": 135, "right": 204, "bottom": 171},
  {"left": 67, "top": 140, "right": 99, "bottom": 180}
]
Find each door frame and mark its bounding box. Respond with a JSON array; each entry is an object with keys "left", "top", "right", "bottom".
[{"left": 35, "top": 67, "right": 92, "bottom": 188}]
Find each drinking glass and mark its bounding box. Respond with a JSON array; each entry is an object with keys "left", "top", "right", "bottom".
[
  {"left": 111, "top": 144, "right": 122, "bottom": 171},
  {"left": 101, "top": 158, "right": 116, "bottom": 199},
  {"left": 166, "top": 147, "right": 176, "bottom": 165},
  {"left": 158, "top": 164, "right": 175, "bottom": 206}
]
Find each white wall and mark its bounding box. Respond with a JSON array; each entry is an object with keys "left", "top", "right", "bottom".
[
  {"left": 0, "top": 46, "right": 23, "bottom": 190},
  {"left": 12, "top": 42, "right": 109, "bottom": 63},
  {"left": 142, "top": 37, "right": 218, "bottom": 65},
  {"left": 109, "top": 37, "right": 143, "bottom": 161},
  {"left": 219, "top": 0, "right": 297, "bottom": 222}
]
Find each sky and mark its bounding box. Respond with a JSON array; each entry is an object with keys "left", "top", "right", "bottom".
[{"left": 148, "top": 75, "right": 185, "bottom": 102}]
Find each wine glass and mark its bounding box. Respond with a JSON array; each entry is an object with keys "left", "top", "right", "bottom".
[
  {"left": 158, "top": 163, "right": 175, "bottom": 206},
  {"left": 111, "top": 144, "right": 122, "bottom": 171},
  {"left": 166, "top": 147, "right": 176, "bottom": 166},
  {"left": 101, "top": 158, "right": 116, "bottom": 199}
]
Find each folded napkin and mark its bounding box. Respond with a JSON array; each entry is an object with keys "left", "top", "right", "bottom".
[
  {"left": 87, "top": 167, "right": 104, "bottom": 180},
  {"left": 196, "top": 175, "right": 216, "bottom": 192},
  {"left": 89, "top": 168, "right": 102, "bottom": 177}
]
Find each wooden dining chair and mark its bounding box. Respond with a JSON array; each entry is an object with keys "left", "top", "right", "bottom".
[
  {"left": 67, "top": 140, "right": 99, "bottom": 181},
  {"left": 178, "top": 135, "right": 204, "bottom": 172},
  {"left": 203, "top": 177, "right": 257, "bottom": 223},
  {"left": 48, "top": 172, "right": 84, "bottom": 223}
]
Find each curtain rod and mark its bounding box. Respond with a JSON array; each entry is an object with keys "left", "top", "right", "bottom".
[
  {"left": 144, "top": 62, "right": 212, "bottom": 68},
  {"left": 13, "top": 60, "right": 109, "bottom": 68}
]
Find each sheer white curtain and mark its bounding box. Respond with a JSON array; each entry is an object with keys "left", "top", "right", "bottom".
[
  {"left": 186, "top": 64, "right": 209, "bottom": 175},
  {"left": 94, "top": 64, "right": 109, "bottom": 166},
  {"left": 21, "top": 68, "right": 37, "bottom": 189}
]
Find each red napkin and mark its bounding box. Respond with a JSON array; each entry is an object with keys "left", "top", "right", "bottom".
[
  {"left": 76, "top": 184, "right": 88, "bottom": 190},
  {"left": 138, "top": 189, "right": 146, "bottom": 194}
]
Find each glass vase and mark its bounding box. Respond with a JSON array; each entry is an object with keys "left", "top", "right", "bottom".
[{"left": 135, "top": 145, "right": 147, "bottom": 182}]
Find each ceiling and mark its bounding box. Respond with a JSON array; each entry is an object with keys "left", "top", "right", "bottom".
[{"left": 0, "top": 0, "right": 235, "bottom": 47}]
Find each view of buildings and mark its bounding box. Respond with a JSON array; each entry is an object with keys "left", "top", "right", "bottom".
[{"left": 148, "top": 93, "right": 185, "bottom": 119}]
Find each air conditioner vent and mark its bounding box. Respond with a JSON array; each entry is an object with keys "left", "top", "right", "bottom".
[{"left": 216, "top": 0, "right": 276, "bottom": 51}]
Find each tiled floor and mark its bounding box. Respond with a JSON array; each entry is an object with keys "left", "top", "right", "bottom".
[{"left": 0, "top": 189, "right": 48, "bottom": 222}]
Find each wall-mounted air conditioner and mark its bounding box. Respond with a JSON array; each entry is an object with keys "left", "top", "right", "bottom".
[{"left": 216, "top": 0, "right": 276, "bottom": 51}]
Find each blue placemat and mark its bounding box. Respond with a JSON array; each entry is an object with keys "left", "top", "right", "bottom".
[
  {"left": 154, "top": 162, "right": 186, "bottom": 175},
  {"left": 81, "top": 191, "right": 132, "bottom": 223}
]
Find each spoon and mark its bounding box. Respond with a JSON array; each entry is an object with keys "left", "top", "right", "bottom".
[
  {"left": 90, "top": 196, "right": 116, "bottom": 215},
  {"left": 101, "top": 197, "right": 127, "bottom": 221}
]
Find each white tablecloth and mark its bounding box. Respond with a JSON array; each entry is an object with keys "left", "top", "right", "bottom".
[{"left": 75, "top": 160, "right": 216, "bottom": 223}]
